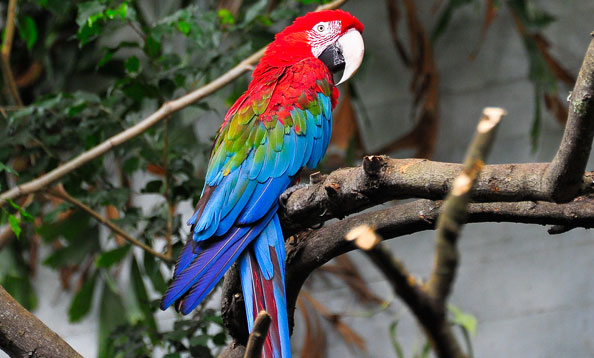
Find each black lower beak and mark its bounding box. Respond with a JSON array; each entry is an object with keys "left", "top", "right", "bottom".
[{"left": 318, "top": 43, "right": 345, "bottom": 73}]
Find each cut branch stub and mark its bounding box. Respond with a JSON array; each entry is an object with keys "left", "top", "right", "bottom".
[
  {"left": 243, "top": 311, "right": 272, "bottom": 358},
  {"left": 362, "top": 155, "right": 387, "bottom": 176}
]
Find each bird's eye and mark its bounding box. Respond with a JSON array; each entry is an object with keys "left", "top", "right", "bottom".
[{"left": 316, "top": 24, "right": 325, "bottom": 32}]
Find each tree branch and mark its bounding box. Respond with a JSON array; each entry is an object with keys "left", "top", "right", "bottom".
[
  {"left": 243, "top": 311, "right": 271, "bottom": 358},
  {"left": 0, "top": 0, "right": 348, "bottom": 208},
  {"left": 346, "top": 226, "right": 463, "bottom": 358},
  {"left": 220, "top": 194, "right": 594, "bottom": 357},
  {"left": 543, "top": 34, "right": 594, "bottom": 202},
  {"left": 0, "top": 285, "right": 83, "bottom": 358},
  {"left": 279, "top": 160, "right": 594, "bottom": 236},
  {"left": 1, "top": 0, "right": 23, "bottom": 106},
  {"left": 45, "top": 188, "right": 172, "bottom": 263},
  {"left": 427, "top": 107, "right": 504, "bottom": 303}
]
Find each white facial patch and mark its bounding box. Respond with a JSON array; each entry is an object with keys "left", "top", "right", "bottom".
[{"left": 308, "top": 20, "right": 342, "bottom": 58}]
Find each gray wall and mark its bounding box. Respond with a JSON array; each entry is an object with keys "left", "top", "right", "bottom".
[{"left": 291, "top": 1, "right": 594, "bottom": 357}]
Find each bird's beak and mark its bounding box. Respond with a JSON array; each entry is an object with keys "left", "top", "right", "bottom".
[
  {"left": 335, "top": 29, "right": 364, "bottom": 85},
  {"left": 318, "top": 28, "right": 365, "bottom": 86}
]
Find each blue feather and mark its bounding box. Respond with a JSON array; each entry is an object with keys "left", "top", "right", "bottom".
[
  {"left": 288, "top": 130, "right": 304, "bottom": 176},
  {"left": 173, "top": 240, "right": 199, "bottom": 277},
  {"left": 238, "top": 175, "right": 292, "bottom": 224},
  {"left": 239, "top": 214, "right": 290, "bottom": 358}
]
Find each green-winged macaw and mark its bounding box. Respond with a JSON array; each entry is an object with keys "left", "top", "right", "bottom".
[{"left": 161, "top": 9, "right": 364, "bottom": 358}]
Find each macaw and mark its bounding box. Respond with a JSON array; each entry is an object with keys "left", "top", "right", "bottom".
[{"left": 161, "top": 9, "right": 364, "bottom": 358}]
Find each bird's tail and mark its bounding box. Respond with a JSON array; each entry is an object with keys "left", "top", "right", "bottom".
[
  {"left": 239, "top": 214, "right": 291, "bottom": 358},
  {"left": 160, "top": 207, "right": 277, "bottom": 315}
]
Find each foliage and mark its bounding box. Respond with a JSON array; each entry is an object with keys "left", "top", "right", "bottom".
[{"left": 0, "top": 0, "right": 322, "bottom": 357}]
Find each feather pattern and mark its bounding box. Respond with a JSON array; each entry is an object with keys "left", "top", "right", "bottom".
[{"left": 162, "top": 54, "right": 338, "bottom": 358}]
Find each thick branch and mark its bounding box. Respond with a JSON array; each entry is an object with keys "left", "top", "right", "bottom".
[
  {"left": 221, "top": 195, "right": 594, "bottom": 356},
  {"left": 543, "top": 34, "right": 594, "bottom": 202},
  {"left": 0, "top": 0, "right": 347, "bottom": 208},
  {"left": 0, "top": 285, "right": 83, "bottom": 358},
  {"left": 280, "top": 160, "right": 594, "bottom": 235}
]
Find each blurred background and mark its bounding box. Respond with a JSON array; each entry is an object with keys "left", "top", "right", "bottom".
[{"left": 1, "top": 0, "right": 593, "bottom": 357}]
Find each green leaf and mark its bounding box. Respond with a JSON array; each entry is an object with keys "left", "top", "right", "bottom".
[
  {"left": 0, "top": 162, "right": 17, "bottom": 175},
  {"left": 96, "top": 245, "right": 131, "bottom": 268},
  {"left": 531, "top": 87, "right": 542, "bottom": 153},
  {"left": 144, "top": 252, "right": 167, "bottom": 293},
  {"left": 190, "top": 335, "right": 210, "bottom": 346},
  {"left": 123, "top": 157, "right": 140, "bottom": 173},
  {"left": 510, "top": 0, "right": 556, "bottom": 30},
  {"left": 130, "top": 256, "right": 157, "bottom": 329},
  {"left": 2, "top": 274, "right": 37, "bottom": 310},
  {"left": 76, "top": 1, "right": 106, "bottom": 27},
  {"left": 69, "top": 271, "right": 98, "bottom": 322},
  {"left": 97, "top": 49, "right": 114, "bottom": 68},
  {"left": 144, "top": 35, "right": 161, "bottom": 58},
  {"left": 38, "top": 211, "right": 90, "bottom": 243},
  {"left": 18, "top": 16, "right": 38, "bottom": 50},
  {"left": 43, "top": 227, "right": 99, "bottom": 268},
  {"left": 431, "top": 0, "right": 474, "bottom": 43},
  {"left": 217, "top": 9, "right": 235, "bottom": 25},
  {"left": 98, "top": 281, "right": 127, "bottom": 358},
  {"left": 177, "top": 20, "right": 191, "bottom": 35},
  {"left": 8, "top": 214, "right": 21, "bottom": 239},
  {"left": 105, "top": 3, "right": 128, "bottom": 20},
  {"left": 449, "top": 304, "right": 477, "bottom": 337},
  {"left": 7, "top": 199, "right": 34, "bottom": 222},
  {"left": 389, "top": 320, "right": 405, "bottom": 358},
  {"left": 212, "top": 332, "right": 226, "bottom": 346},
  {"left": 125, "top": 56, "right": 140, "bottom": 73},
  {"left": 243, "top": 0, "right": 268, "bottom": 25}
]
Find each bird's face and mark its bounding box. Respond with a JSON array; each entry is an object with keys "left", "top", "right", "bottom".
[{"left": 265, "top": 10, "right": 365, "bottom": 85}]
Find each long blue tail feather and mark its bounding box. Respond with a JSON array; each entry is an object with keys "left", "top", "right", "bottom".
[{"left": 239, "top": 214, "right": 291, "bottom": 358}]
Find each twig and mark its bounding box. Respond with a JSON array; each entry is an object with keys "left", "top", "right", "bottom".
[
  {"left": 243, "top": 311, "right": 271, "bottom": 358},
  {"left": 346, "top": 226, "right": 465, "bottom": 358},
  {"left": 346, "top": 225, "right": 423, "bottom": 309},
  {"left": 543, "top": 35, "right": 594, "bottom": 202},
  {"left": 163, "top": 116, "right": 173, "bottom": 257},
  {"left": 1, "top": 0, "right": 23, "bottom": 106},
  {"left": 0, "top": 0, "right": 348, "bottom": 208},
  {"left": 45, "top": 188, "right": 172, "bottom": 262},
  {"left": 0, "top": 285, "right": 83, "bottom": 358},
  {"left": 426, "top": 107, "right": 505, "bottom": 302}
]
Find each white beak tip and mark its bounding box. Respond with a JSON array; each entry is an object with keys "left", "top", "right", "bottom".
[{"left": 336, "top": 29, "right": 365, "bottom": 86}]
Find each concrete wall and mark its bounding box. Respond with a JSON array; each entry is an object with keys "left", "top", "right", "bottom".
[{"left": 291, "top": 1, "right": 594, "bottom": 357}]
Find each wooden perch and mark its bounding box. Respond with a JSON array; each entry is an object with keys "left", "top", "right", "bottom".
[{"left": 0, "top": 286, "right": 83, "bottom": 358}]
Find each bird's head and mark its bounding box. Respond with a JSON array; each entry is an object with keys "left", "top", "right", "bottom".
[{"left": 259, "top": 9, "right": 364, "bottom": 85}]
